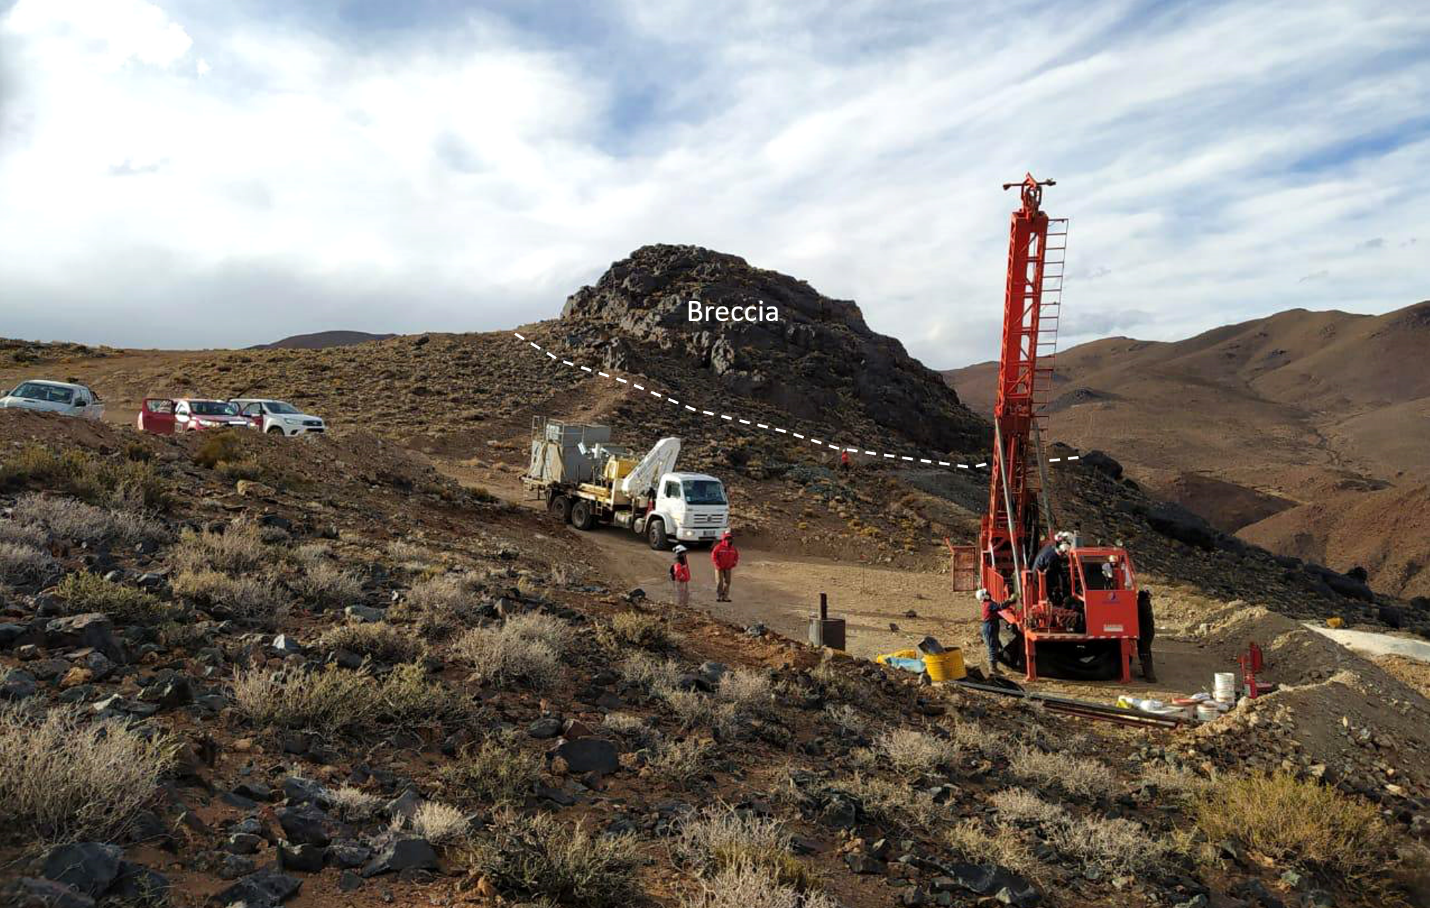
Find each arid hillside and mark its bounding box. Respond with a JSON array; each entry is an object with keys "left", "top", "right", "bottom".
[{"left": 946, "top": 301, "right": 1430, "bottom": 599}]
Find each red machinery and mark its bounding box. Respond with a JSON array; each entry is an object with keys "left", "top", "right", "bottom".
[{"left": 951, "top": 175, "right": 1141, "bottom": 682}]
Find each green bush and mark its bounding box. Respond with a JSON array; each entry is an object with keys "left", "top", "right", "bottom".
[{"left": 55, "top": 572, "right": 177, "bottom": 624}]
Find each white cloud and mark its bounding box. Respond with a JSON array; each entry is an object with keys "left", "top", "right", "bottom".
[{"left": 0, "top": 0, "right": 1427, "bottom": 368}]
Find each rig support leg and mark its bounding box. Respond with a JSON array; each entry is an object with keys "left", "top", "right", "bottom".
[
  {"left": 1024, "top": 635, "right": 1038, "bottom": 683},
  {"left": 1120, "top": 639, "right": 1133, "bottom": 683}
]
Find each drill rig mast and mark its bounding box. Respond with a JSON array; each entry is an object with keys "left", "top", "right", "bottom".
[{"left": 958, "top": 175, "right": 1141, "bottom": 683}]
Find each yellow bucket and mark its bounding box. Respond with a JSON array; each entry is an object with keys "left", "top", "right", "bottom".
[{"left": 923, "top": 648, "right": 966, "bottom": 682}]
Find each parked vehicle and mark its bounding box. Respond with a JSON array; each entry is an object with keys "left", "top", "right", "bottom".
[
  {"left": 522, "top": 418, "right": 730, "bottom": 550},
  {"left": 136, "top": 398, "right": 249, "bottom": 433},
  {"left": 0, "top": 380, "right": 105, "bottom": 419},
  {"left": 230, "top": 398, "right": 326, "bottom": 436}
]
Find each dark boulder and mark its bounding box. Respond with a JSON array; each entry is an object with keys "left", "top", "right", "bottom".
[
  {"left": 4, "top": 878, "right": 96, "bottom": 908},
  {"left": 276, "top": 804, "right": 334, "bottom": 847},
  {"left": 210, "top": 870, "right": 302, "bottom": 907},
  {"left": 361, "top": 837, "right": 438, "bottom": 877},
  {"left": 40, "top": 842, "right": 124, "bottom": 898},
  {"left": 44, "top": 614, "right": 126, "bottom": 663},
  {"left": 552, "top": 737, "right": 619, "bottom": 774}
]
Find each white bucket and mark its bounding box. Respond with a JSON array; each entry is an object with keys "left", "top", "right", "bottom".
[
  {"left": 1213, "top": 672, "right": 1237, "bottom": 703},
  {"left": 1196, "top": 702, "right": 1221, "bottom": 723}
]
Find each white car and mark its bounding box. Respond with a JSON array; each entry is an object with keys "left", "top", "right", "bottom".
[
  {"left": 230, "top": 398, "right": 327, "bottom": 436},
  {"left": 0, "top": 380, "right": 105, "bottom": 419}
]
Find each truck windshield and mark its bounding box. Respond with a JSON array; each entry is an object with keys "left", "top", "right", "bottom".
[
  {"left": 192, "top": 401, "right": 239, "bottom": 416},
  {"left": 682, "top": 480, "right": 727, "bottom": 505},
  {"left": 11, "top": 382, "right": 72, "bottom": 403},
  {"left": 264, "top": 401, "right": 301, "bottom": 414}
]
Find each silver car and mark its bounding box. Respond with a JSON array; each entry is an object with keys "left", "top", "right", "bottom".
[{"left": 0, "top": 380, "right": 105, "bottom": 419}]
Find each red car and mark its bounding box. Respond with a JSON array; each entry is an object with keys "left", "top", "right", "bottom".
[{"left": 138, "top": 398, "right": 250, "bottom": 434}]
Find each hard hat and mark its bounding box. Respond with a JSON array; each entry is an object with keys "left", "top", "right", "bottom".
[
  {"left": 976, "top": 588, "right": 991, "bottom": 600},
  {"left": 1057, "top": 540, "right": 1071, "bottom": 552},
  {"left": 673, "top": 545, "right": 688, "bottom": 554}
]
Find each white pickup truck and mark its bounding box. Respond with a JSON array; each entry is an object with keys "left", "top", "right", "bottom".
[
  {"left": 230, "top": 398, "right": 327, "bottom": 436},
  {"left": 522, "top": 419, "right": 730, "bottom": 549},
  {"left": 0, "top": 380, "right": 105, "bottom": 419}
]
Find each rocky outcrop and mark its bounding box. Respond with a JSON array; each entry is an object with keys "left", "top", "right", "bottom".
[{"left": 560, "top": 245, "right": 987, "bottom": 454}]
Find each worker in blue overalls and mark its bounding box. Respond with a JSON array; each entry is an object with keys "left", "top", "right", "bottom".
[{"left": 977, "top": 588, "right": 1010, "bottom": 676}]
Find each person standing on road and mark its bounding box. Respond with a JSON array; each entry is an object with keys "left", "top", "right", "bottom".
[
  {"left": 711, "top": 531, "right": 739, "bottom": 602},
  {"left": 977, "top": 588, "right": 1009, "bottom": 675},
  {"left": 840, "top": 450, "right": 851, "bottom": 471},
  {"left": 669, "top": 546, "right": 691, "bottom": 608},
  {"left": 1137, "top": 589, "right": 1157, "bottom": 682}
]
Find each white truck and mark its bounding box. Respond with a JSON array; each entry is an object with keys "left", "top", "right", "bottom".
[
  {"left": 0, "top": 380, "right": 105, "bottom": 419},
  {"left": 522, "top": 418, "right": 730, "bottom": 550}
]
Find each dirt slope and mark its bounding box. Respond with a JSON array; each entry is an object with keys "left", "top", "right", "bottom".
[{"left": 945, "top": 301, "right": 1430, "bottom": 598}]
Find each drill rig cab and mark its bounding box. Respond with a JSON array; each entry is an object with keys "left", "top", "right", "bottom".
[{"left": 952, "top": 175, "right": 1142, "bottom": 683}]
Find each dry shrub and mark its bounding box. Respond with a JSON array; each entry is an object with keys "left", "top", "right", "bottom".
[
  {"left": 171, "top": 520, "right": 268, "bottom": 574},
  {"left": 601, "top": 712, "right": 657, "bottom": 747},
  {"left": 1008, "top": 745, "right": 1115, "bottom": 799},
  {"left": 12, "top": 493, "right": 168, "bottom": 547},
  {"left": 0, "top": 445, "right": 166, "bottom": 510},
  {"left": 464, "top": 810, "right": 639, "bottom": 908},
  {"left": 292, "top": 545, "right": 363, "bottom": 607},
  {"left": 674, "top": 806, "right": 817, "bottom": 892},
  {"left": 395, "top": 572, "right": 481, "bottom": 637},
  {"left": 717, "top": 668, "right": 773, "bottom": 712},
  {"left": 1195, "top": 773, "right": 1393, "bottom": 877},
  {"left": 453, "top": 613, "right": 573, "bottom": 689},
  {"left": 606, "top": 610, "right": 672, "bottom": 649},
  {"left": 990, "top": 788, "right": 1168, "bottom": 875},
  {"left": 948, "top": 718, "right": 996, "bottom": 755},
  {"left": 386, "top": 539, "right": 440, "bottom": 570},
  {"left": 809, "top": 657, "right": 860, "bottom": 701},
  {"left": 0, "top": 705, "right": 175, "bottom": 843},
  {"left": 441, "top": 733, "right": 543, "bottom": 806},
  {"left": 402, "top": 801, "right": 469, "bottom": 845},
  {"left": 1139, "top": 764, "right": 1215, "bottom": 800},
  {"left": 839, "top": 773, "right": 942, "bottom": 830},
  {"left": 944, "top": 821, "right": 1044, "bottom": 882},
  {"left": 55, "top": 572, "right": 177, "bottom": 624},
  {"left": 0, "top": 540, "right": 56, "bottom": 584},
  {"left": 648, "top": 736, "right": 714, "bottom": 787},
  {"left": 193, "top": 431, "right": 245, "bottom": 469},
  {"left": 683, "top": 862, "right": 840, "bottom": 908},
  {"left": 233, "top": 663, "right": 468, "bottom": 733},
  {"left": 319, "top": 622, "right": 426, "bottom": 664},
  {"left": 171, "top": 570, "right": 285, "bottom": 625},
  {"left": 823, "top": 704, "right": 870, "bottom": 738},
  {"left": 662, "top": 688, "right": 739, "bottom": 736},
  {"left": 620, "top": 653, "right": 682, "bottom": 692},
  {"left": 876, "top": 728, "right": 947, "bottom": 776},
  {"left": 0, "top": 520, "right": 48, "bottom": 550},
  {"left": 330, "top": 786, "right": 383, "bottom": 822}
]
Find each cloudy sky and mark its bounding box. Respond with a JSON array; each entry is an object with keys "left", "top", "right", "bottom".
[{"left": 1, "top": 0, "right": 1427, "bottom": 368}]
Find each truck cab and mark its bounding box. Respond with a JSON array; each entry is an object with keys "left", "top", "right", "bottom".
[{"left": 647, "top": 471, "right": 729, "bottom": 548}]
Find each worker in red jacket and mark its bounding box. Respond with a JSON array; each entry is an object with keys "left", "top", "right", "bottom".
[
  {"left": 669, "top": 546, "right": 691, "bottom": 608},
  {"left": 711, "top": 531, "right": 739, "bottom": 602},
  {"left": 977, "top": 588, "right": 1014, "bottom": 675}
]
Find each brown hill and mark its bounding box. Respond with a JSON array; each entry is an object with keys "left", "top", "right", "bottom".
[
  {"left": 945, "top": 301, "right": 1430, "bottom": 597},
  {"left": 252, "top": 330, "right": 397, "bottom": 350}
]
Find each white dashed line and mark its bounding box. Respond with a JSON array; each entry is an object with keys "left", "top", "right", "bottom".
[{"left": 512, "top": 331, "right": 1085, "bottom": 474}]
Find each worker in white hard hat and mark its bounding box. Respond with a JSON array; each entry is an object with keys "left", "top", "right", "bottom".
[
  {"left": 1032, "top": 535, "right": 1072, "bottom": 607},
  {"left": 669, "top": 546, "right": 691, "bottom": 609}
]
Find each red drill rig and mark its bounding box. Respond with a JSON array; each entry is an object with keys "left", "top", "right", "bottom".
[{"left": 950, "top": 175, "right": 1141, "bottom": 683}]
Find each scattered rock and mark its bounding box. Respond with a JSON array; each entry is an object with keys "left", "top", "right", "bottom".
[
  {"left": 44, "top": 614, "right": 125, "bottom": 663},
  {"left": 276, "top": 804, "right": 334, "bottom": 847},
  {"left": 4, "top": 877, "right": 96, "bottom": 908},
  {"left": 552, "top": 737, "right": 619, "bottom": 774},
  {"left": 1, "top": 668, "right": 37, "bottom": 700},
  {"left": 40, "top": 842, "right": 124, "bottom": 898},
  {"left": 362, "top": 837, "right": 438, "bottom": 877},
  {"left": 210, "top": 870, "right": 302, "bottom": 907}
]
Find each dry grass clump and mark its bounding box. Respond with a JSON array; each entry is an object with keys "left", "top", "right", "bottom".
[
  {"left": 192, "top": 431, "right": 245, "bottom": 469},
  {"left": 292, "top": 544, "right": 363, "bottom": 607},
  {"left": 1008, "top": 745, "right": 1115, "bottom": 799},
  {"left": 674, "top": 807, "right": 817, "bottom": 892},
  {"left": 683, "top": 862, "right": 841, "bottom": 908},
  {"left": 54, "top": 572, "right": 178, "bottom": 624},
  {"left": 1139, "top": 764, "right": 1216, "bottom": 800},
  {"left": 823, "top": 704, "right": 870, "bottom": 738},
  {"left": 233, "top": 663, "right": 469, "bottom": 734},
  {"left": 839, "top": 774, "right": 942, "bottom": 829},
  {"left": 453, "top": 613, "right": 573, "bottom": 689},
  {"left": 171, "top": 570, "right": 285, "bottom": 625},
  {"left": 464, "top": 810, "right": 639, "bottom": 908},
  {"left": 319, "top": 622, "right": 426, "bottom": 664},
  {"left": 400, "top": 801, "right": 469, "bottom": 846},
  {"left": 662, "top": 689, "right": 740, "bottom": 736},
  {"left": 605, "top": 610, "right": 673, "bottom": 649},
  {"left": 0, "top": 540, "right": 56, "bottom": 584},
  {"left": 0, "top": 705, "right": 176, "bottom": 844},
  {"left": 620, "top": 653, "right": 683, "bottom": 692},
  {"left": 944, "top": 821, "right": 1044, "bottom": 882},
  {"left": 601, "top": 712, "right": 657, "bottom": 747},
  {"left": 717, "top": 668, "right": 774, "bottom": 713},
  {"left": 875, "top": 728, "right": 947, "bottom": 776},
  {"left": 1195, "top": 773, "right": 1393, "bottom": 877},
  {"left": 12, "top": 494, "right": 168, "bottom": 547},
  {"left": 386, "top": 539, "right": 442, "bottom": 571},
  {"left": 330, "top": 786, "right": 384, "bottom": 822},
  {"left": 648, "top": 736, "right": 715, "bottom": 787},
  {"left": 0, "top": 519, "right": 49, "bottom": 550},
  {"left": 171, "top": 520, "right": 268, "bottom": 574},
  {"left": 441, "top": 733, "right": 543, "bottom": 806},
  {"left": 394, "top": 572, "right": 482, "bottom": 637},
  {"left": 990, "top": 788, "right": 1167, "bottom": 875},
  {"left": 0, "top": 445, "right": 166, "bottom": 510}
]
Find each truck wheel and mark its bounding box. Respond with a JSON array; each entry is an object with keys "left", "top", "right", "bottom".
[
  {"left": 647, "top": 519, "right": 670, "bottom": 550},
  {"left": 549, "top": 495, "right": 572, "bottom": 524},
  {"left": 266, "top": 426, "right": 284, "bottom": 435},
  {"left": 570, "top": 499, "right": 595, "bottom": 531}
]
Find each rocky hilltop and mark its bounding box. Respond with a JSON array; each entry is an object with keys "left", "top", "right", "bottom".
[{"left": 560, "top": 245, "right": 986, "bottom": 455}]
